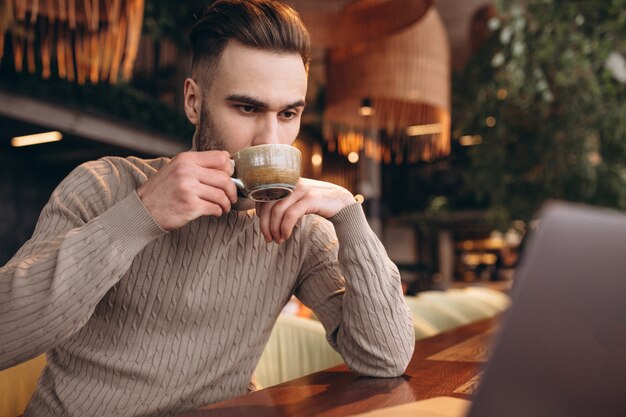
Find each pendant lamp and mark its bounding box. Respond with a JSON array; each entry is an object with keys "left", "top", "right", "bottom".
[
  {"left": 324, "top": 7, "right": 451, "bottom": 164},
  {"left": 324, "top": 8, "right": 450, "bottom": 164},
  {"left": 1, "top": 0, "right": 145, "bottom": 84},
  {"left": 288, "top": 0, "right": 433, "bottom": 49}
]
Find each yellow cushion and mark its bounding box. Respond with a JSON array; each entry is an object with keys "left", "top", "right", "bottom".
[
  {"left": 405, "top": 296, "right": 470, "bottom": 331},
  {"left": 254, "top": 314, "right": 343, "bottom": 388},
  {"left": 411, "top": 314, "right": 440, "bottom": 340},
  {"left": 418, "top": 291, "right": 494, "bottom": 322},
  {"left": 462, "top": 287, "right": 511, "bottom": 312},
  {"left": 0, "top": 355, "right": 46, "bottom": 417}
]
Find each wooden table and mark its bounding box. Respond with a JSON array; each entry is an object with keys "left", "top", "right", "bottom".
[{"left": 177, "top": 317, "right": 499, "bottom": 417}]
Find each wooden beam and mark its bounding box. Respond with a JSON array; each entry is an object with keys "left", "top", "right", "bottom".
[{"left": 0, "top": 91, "right": 187, "bottom": 156}]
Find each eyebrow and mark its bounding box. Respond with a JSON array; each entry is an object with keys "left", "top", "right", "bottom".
[{"left": 226, "top": 94, "right": 307, "bottom": 110}]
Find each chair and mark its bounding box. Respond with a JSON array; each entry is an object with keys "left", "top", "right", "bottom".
[
  {"left": 418, "top": 291, "right": 495, "bottom": 322},
  {"left": 411, "top": 314, "right": 440, "bottom": 340},
  {"left": 254, "top": 314, "right": 343, "bottom": 388},
  {"left": 0, "top": 355, "right": 46, "bottom": 417},
  {"left": 446, "top": 289, "right": 502, "bottom": 315},
  {"left": 404, "top": 296, "right": 470, "bottom": 332},
  {"left": 462, "top": 286, "right": 511, "bottom": 312}
]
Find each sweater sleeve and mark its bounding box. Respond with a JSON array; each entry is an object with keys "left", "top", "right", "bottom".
[
  {"left": 0, "top": 159, "right": 166, "bottom": 370},
  {"left": 295, "top": 203, "right": 415, "bottom": 377}
]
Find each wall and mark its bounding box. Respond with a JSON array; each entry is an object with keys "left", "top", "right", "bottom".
[{"left": 0, "top": 154, "right": 72, "bottom": 264}]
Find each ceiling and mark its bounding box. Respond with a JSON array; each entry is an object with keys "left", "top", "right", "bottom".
[
  {"left": 303, "top": 0, "right": 493, "bottom": 126},
  {"left": 0, "top": 0, "right": 493, "bottom": 164}
]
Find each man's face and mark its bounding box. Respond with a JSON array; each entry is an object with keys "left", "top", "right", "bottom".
[{"left": 194, "top": 41, "right": 308, "bottom": 154}]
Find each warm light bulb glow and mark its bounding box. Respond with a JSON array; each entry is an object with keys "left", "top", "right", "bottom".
[
  {"left": 12, "top": 131, "right": 63, "bottom": 147},
  {"left": 463, "top": 254, "right": 481, "bottom": 266},
  {"left": 459, "top": 135, "right": 483, "bottom": 146},
  {"left": 485, "top": 116, "right": 496, "bottom": 127},
  {"left": 482, "top": 253, "right": 498, "bottom": 265},
  {"left": 348, "top": 152, "right": 359, "bottom": 163},
  {"left": 462, "top": 240, "right": 474, "bottom": 250},
  {"left": 359, "top": 98, "right": 374, "bottom": 116},
  {"left": 359, "top": 106, "right": 374, "bottom": 116},
  {"left": 311, "top": 154, "right": 323, "bottom": 166},
  {"left": 405, "top": 123, "right": 442, "bottom": 137}
]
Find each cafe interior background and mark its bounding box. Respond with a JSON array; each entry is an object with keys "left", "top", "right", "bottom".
[{"left": 0, "top": 1, "right": 624, "bottom": 305}]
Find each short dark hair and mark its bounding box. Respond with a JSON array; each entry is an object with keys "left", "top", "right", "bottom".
[{"left": 189, "top": 0, "right": 310, "bottom": 85}]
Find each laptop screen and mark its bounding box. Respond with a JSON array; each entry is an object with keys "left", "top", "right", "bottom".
[{"left": 467, "top": 202, "right": 626, "bottom": 417}]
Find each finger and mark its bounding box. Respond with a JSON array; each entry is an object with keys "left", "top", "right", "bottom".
[
  {"left": 195, "top": 168, "right": 238, "bottom": 204},
  {"left": 195, "top": 185, "right": 233, "bottom": 214},
  {"left": 269, "top": 192, "right": 306, "bottom": 243},
  {"left": 184, "top": 196, "right": 224, "bottom": 220},
  {"left": 185, "top": 150, "right": 234, "bottom": 175},
  {"left": 196, "top": 198, "right": 225, "bottom": 218},
  {"left": 279, "top": 198, "right": 309, "bottom": 242},
  {"left": 256, "top": 201, "right": 277, "bottom": 243}
]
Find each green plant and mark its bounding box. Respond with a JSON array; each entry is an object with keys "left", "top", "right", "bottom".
[{"left": 454, "top": 0, "right": 626, "bottom": 229}]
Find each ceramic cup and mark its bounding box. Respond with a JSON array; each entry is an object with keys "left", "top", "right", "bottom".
[{"left": 231, "top": 144, "right": 301, "bottom": 202}]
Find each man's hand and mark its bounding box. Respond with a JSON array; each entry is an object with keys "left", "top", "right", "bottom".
[
  {"left": 137, "top": 151, "right": 238, "bottom": 231},
  {"left": 256, "top": 178, "right": 356, "bottom": 243}
]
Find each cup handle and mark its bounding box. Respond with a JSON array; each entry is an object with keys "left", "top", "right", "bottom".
[
  {"left": 230, "top": 159, "right": 246, "bottom": 197},
  {"left": 231, "top": 177, "right": 247, "bottom": 198}
]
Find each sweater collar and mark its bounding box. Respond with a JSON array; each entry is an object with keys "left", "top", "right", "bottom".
[{"left": 232, "top": 197, "right": 256, "bottom": 211}]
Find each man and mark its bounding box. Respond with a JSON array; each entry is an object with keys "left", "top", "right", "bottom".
[{"left": 0, "top": 1, "right": 415, "bottom": 416}]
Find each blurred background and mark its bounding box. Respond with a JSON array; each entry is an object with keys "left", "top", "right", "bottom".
[{"left": 1, "top": 0, "right": 624, "bottom": 293}]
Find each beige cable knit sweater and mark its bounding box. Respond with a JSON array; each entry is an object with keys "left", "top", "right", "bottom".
[{"left": 0, "top": 156, "right": 415, "bottom": 417}]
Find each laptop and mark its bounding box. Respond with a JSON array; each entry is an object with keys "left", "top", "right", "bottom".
[
  {"left": 354, "top": 202, "right": 626, "bottom": 417},
  {"left": 466, "top": 201, "right": 626, "bottom": 417}
]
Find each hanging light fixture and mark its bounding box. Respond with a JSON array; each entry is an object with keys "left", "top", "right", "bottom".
[
  {"left": 323, "top": 7, "right": 451, "bottom": 164},
  {"left": 287, "top": 0, "right": 433, "bottom": 49},
  {"left": 359, "top": 97, "right": 374, "bottom": 117},
  {"left": 1, "top": 0, "right": 145, "bottom": 85}
]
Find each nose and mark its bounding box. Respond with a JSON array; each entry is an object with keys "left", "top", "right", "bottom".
[{"left": 252, "top": 113, "right": 280, "bottom": 146}]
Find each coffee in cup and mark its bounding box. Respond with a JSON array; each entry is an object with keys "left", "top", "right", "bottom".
[{"left": 231, "top": 144, "right": 301, "bottom": 202}]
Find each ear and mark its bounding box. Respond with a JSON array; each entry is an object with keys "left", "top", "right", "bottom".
[{"left": 183, "top": 77, "right": 202, "bottom": 126}]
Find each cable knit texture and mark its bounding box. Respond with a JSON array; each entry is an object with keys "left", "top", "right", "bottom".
[{"left": 0, "top": 156, "right": 415, "bottom": 417}]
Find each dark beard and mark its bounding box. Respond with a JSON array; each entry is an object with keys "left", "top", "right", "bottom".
[{"left": 194, "top": 102, "right": 227, "bottom": 152}]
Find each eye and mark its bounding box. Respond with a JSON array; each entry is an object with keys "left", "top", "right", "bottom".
[
  {"left": 280, "top": 109, "right": 299, "bottom": 120},
  {"left": 237, "top": 105, "right": 257, "bottom": 114}
]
